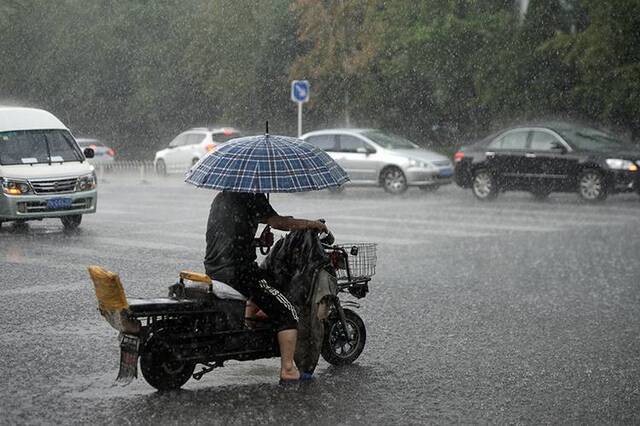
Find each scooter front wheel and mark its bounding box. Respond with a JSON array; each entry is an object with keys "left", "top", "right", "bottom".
[
  {"left": 321, "top": 309, "right": 366, "bottom": 366},
  {"left": 140, "top": 331, "right": 195, "bottom": 391}
]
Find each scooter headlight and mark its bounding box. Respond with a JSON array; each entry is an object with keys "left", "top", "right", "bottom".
[{"left": 1, "top": 178, "right": 33, "bottom": 195}]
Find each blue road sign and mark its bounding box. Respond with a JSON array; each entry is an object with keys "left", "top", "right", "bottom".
[{"left": 291, "top": 80, "right": 310, "bottom": 103}]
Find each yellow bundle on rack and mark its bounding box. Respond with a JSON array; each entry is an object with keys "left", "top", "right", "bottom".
[
  {"left": 87, "top": 265, "right": 140, "bottom": 334},
  {"left": 88, "top": 265, "right": 129, "bottom": 311}
]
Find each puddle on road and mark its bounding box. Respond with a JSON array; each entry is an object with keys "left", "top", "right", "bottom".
[{"left": 62, "top": 360, "right": 284, "bottom": 400}]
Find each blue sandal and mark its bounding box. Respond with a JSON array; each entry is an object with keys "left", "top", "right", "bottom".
[{"left": 299, "top": 372, "right": 314, "bottom": 382}]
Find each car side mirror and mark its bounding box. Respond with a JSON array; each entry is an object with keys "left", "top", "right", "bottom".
[{"left": 83, "top": 147, "right": 94, "bottom": 159}]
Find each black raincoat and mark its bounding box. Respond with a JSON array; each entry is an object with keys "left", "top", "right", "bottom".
[{"left": 262, "top": 229, "right": 337, "bottom": 373}]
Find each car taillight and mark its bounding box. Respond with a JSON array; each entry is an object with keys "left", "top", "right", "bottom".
[
  {"left": 107, "top": 148, "right": 115, "bottom": 157},
  {"left": 454, "top": 151, "right": 465, "bottom": 162},
  {"left": 206, "top": 143, "right": 217, "bottom": 152}
]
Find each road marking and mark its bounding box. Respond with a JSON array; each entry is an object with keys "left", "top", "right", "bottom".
[
  {"left": 126, "top": 230, "right": 205, "bottom": 241},
  {"left": 330, "top": 215, "right": 562, "bottom": 233},
  {"left": 425, "top": 204, "right": 640, "bottom": 222},
  {"left": 1, "top": 255, "right": 87, "bottom": 272},
  {"left": 3, "top": 281, "right": 85, "bottom": 295},
  {"left": 91, "top": 236, "right": 199, "bottom": 252},
  {"left": 331, "top": 222, "right": 493, "bottom": 240},
  {"left": 330, "top": 233, "right": 424, "bottom": 245}
]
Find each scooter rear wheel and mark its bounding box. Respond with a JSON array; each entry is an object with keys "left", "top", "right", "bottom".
[
  {"left": 140, "top": 329, "right": 195, "bottom": 391},
  {"left": 321, "top": 309, "right": 366, "bottom": 366}
]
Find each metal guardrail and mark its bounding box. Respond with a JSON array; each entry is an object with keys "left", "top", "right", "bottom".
[
  {"left": 93, "top": 160, "right": 158, "bottom": 183},
  {"left": 96, "top": 160, "right": 155, "bottom": 172}
]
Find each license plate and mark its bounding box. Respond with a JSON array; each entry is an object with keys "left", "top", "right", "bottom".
[
  {"left": 439, "top": 168, "right": 453, "bottom": 177},
  {"left": 47, "top": 197, "right": 72, "bottom": 209}
]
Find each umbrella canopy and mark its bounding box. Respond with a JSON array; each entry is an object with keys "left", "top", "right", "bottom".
[{"left": 184, "top": 134, "right": 350, "bottom": 193}]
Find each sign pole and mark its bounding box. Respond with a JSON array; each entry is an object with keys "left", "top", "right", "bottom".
[{"left": 297, "top": 102, "right": 303, "bottom": 137}]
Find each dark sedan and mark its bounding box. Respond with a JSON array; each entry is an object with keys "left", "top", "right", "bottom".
[{"left": 454, "top": 123, "right": 640, "bottom": 201}]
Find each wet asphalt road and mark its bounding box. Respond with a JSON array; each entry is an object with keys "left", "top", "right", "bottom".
[{"left": 1, "top": 175, "right": 639, "bottom": 424}]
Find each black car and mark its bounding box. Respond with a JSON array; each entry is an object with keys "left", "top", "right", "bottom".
[{"left": 454, "top": 122, "right": 640, "bottom": 201}]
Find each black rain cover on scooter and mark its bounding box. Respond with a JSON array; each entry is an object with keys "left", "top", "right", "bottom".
[
  {"left": 261, "top": 229, "right": 329, "bottom": 306},
  {"left": 261, "top": 229, "right": 336, "bottom": 373}
]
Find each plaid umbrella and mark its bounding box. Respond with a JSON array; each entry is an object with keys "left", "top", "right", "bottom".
[{"left": 184, "top": 134, "right": 349, "bottom": 193}]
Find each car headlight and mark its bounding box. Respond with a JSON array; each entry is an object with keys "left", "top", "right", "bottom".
[
  {"left": 606, "top": 159, "right": 638, "bottom": 171},
  {"left": 76, "top": 172, "right": 97, "bottom": 192},
  {"left": 1, "top": 178, "right": 33, "bottom": 195},
  {"left": 408, "top": 159, "right": 432, "bottom": 169}
]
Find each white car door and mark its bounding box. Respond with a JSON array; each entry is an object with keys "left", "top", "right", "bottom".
[
  {"left": 337, "top": 135, "right": 378, "bottom": 183},
  {"left": 182, "top": 133, "right": 206, "bottom": 169},
  {"left": 165, "top": 134, "right": 188, "bottom": 172}
]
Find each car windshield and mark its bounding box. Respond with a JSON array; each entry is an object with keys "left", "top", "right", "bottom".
[
  {"left": 362, "top": 130, "right": 419, "bottom": 149},
  {"left": 0, "top": 129, "right": 83, "bottom": 165},
  {"left": 558, "top": 127, "right": 632, "bottom": 152}
]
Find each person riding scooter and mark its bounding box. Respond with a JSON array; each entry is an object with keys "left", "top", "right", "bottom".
[{"left": 203, "top": 191, "right": 327, "bottom": 384}]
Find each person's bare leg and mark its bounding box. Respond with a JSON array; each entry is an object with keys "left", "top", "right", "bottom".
[
  {"left": 245, "top": 300, "right": 258, "bottom": 319},
  {"left": 277, "top": 329, "right": 299, "bottom": 381}
]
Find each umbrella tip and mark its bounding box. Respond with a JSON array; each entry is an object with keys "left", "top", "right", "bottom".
[{"left": 265, "top": 120, "right": 269, "bottom": 135}]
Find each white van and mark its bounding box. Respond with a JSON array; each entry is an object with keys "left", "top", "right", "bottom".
[{"left": 0, "top": 107, "right": 97, "bottom": 230}]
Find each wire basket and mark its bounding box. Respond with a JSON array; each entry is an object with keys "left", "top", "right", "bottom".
[{"left": 334, "top": 243, "right": 377, "bottom": 281}]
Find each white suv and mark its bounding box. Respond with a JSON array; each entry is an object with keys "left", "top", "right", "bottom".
[{"left": 154, "top": 127, "right": 242, "bottom": 175}]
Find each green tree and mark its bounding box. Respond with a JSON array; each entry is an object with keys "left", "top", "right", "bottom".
[
  {"left": 185, "top": 0, "right": 299, "bottom": 135},
  {"left": 548, "top": 0, "right": 640, "bottom": 139},
  {"left": 290, "top": 0, "right": 379, "bottom": 128}
]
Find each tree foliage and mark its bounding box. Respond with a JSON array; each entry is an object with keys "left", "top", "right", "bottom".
[{"left": 0, "top": 0, "right": 638, "bottom": 157}]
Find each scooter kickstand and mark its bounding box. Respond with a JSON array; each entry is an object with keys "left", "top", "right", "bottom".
[{"left": 193, "top": 361, "right": 224, "bottom": 380}]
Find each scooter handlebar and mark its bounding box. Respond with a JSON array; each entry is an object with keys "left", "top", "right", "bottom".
[{"left": 319, "top": 229, "right": 335, "bottom": 245}]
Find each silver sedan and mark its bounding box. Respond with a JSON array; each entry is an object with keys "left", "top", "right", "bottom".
[{"left": 301, "top": 128, "right": 453, "bottom": 194}]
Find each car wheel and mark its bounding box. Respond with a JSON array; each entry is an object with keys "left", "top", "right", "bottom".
[
  {"left": 381, "top": 167, "right": 408, "bottom": 194},
  {"left": 472, "top": 169, "right": 498, "bottom": 201},
  {"left": 578, "top": 169, "right": 607, "bottom": 202},
  {"left": 156, "top": 159, "right": 167, "bottom": 176},
  {"left": 419, "top": 185, "right": 439, "bottom": 193},
  {"left": 61, "top": 214, "right": 82, "bottom": 230}
]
